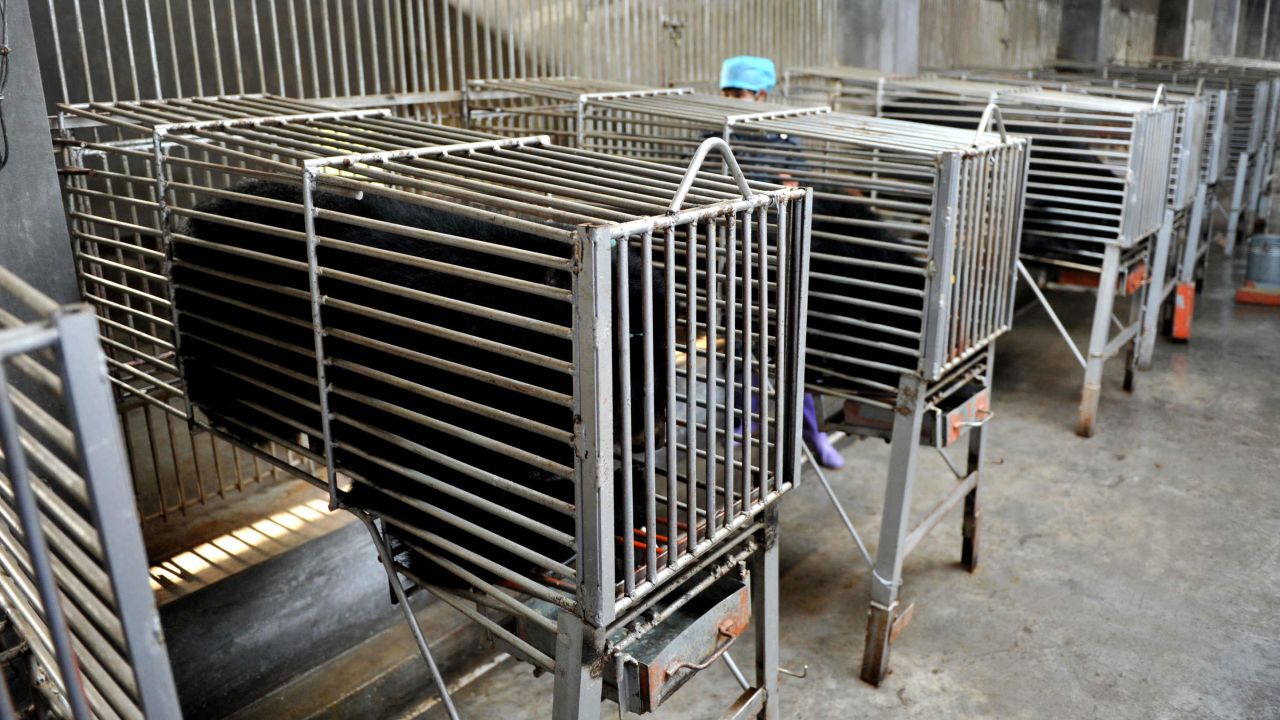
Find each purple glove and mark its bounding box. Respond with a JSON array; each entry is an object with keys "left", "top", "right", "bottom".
[{"left": 803, "top": 393, "right": 844, "bottom": 469}]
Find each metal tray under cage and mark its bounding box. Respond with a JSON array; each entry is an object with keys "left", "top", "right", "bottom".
[
  {"left": 51, "top": 94, "right": 812, "bottom": 717},
  {"left": 464, "top": 78, "right": 1030, "bottom": 396}
]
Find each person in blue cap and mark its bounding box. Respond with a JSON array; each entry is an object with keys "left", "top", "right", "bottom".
[
  {"left": 719, "top": 56, "right": 845, "bottom": 470},
  {"left": 720, "top": 55, "right": 777, "bottom": 101}
]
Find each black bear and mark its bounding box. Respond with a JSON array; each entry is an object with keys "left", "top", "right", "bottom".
[{"left": 174, "top": 179, "right": 667, "bottom": 592}]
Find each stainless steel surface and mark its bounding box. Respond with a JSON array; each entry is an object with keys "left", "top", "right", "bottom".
[
  {"left": 1244, "top": 234, "right": 1280, "bottom": 285},
  {"left": 0, "top": 265, "right": 181, "bottom": 719},
  {"left": 461, "top": 77, "right": 1019, "bottom": 689},
  {"left": 789, "top": 68, "right": 1174, "bottom": 438},
  {"left": 464, "top": 78, "right": 1028, "bottom": 394},
  {"left": 33, "top": 0, "right": 838, "bottom": 119}
]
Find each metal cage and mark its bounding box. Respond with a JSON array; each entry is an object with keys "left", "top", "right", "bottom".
[
  {"left": 1066, "top": 61, "right": 1274, "bottom": 252},
  {"left": 0, "top": 266, "right": 180, "bottom": 719},
  {"left": 32, "top": 0, "right": 840, "bottom": 119},
  {"left": 780, "top": 65, "right": 916, "bottom": 118},
  {"left": 862, "top": 76, "right": 1176, "bottom": 437},
  {"left": 50, "top": 95, "right": 812, "bottom": 718},
  {"left": 465, "top": 80, "right": 1029, "bottom": 385},
  {"left": 464, "top": 77, "right": 1029, "bottom": 686},
  {"left": 54, "top": 95, "right": 333, "bottom": 520},
  {"left": 1043, "top": 83, "right": 1209, "bottom": 356},
  {"left": 933, "top": 67, "right": 1220, "bottom": 350}
]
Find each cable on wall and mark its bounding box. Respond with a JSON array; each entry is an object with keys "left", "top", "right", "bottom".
[{"left": 0, "top": 0, "right": 10, "bottom": 172}]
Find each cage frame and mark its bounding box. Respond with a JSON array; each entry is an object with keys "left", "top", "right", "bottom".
[
  {"left": 463, "top": 76, "right": 1028, "bottom": 687},
  {"left": 786, "top": 68, "right": 1177, "bottom": 438},
  {"left": 0, "top": 266, "right": 181, "bottom": 720},
  {"left": 52, "top": 94, "right": 812, "bottom": 719}
]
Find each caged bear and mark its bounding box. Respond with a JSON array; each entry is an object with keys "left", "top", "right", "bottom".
[{"left": 172, "top": 178, "right": 670, "bottom": 592}]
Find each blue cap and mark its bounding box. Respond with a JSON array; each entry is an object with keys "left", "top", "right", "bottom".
[{"left": 720, "top": 56, "right": 776, "bottom": 93}]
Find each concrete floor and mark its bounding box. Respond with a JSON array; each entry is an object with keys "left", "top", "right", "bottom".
[{"left": 417, "top": 244, "right": 1280, "bottom": 719}]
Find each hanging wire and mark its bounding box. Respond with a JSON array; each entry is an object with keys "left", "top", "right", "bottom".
[{"left": 0, "top": 0, "right": 9, "bottom": 172}]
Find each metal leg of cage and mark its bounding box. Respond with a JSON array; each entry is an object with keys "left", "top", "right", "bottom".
[
  {"left": 1077, "top": 244, "right": 1123, "bottom": 438},
  {"left": 747, "top": 506, "right": 781, "bottom": 720},
  {"left": 960, "top": 355, "right": 990, "bottom": 573},
  {"left": 855, "top": 352, "right": 992, "bottom": 686},
  {"left": 1137, "top": 209, "right": 1175, "bottom": 371},
  {"left": 1015, "top": 261, "right": 1088, "bottom": 370},
  {"left": 1121, "top": 273, "right": 1143, "bottom": 394},
  {"left": 860, "top": 374, "right": 926, "bottom": 687},
  {"left": 359, "top": 514, "right": 461, "bottom": 720},
  {"left": 551, "top": 612, "right": 606, "bottom": 720},
  {"left": 1250, "top": 140, "right": 1272, "bottom": 233},
  {"left": 805, "top": 443, "right": 874, "bottom": 569},
  {"left": 1225, "top": 152, "right": 1251, "bottom": 256}
]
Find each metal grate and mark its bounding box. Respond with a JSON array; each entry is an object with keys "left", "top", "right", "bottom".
[
  {"left": 794, "top": 67, "right": 1181, "bottom": 435},
  {"left": 1075, "top": 62, "right": 1269, "bottom": 173},
  {"left": 0, "top": 266, "right": 180, "bottom": 719},
  {"left": 32, "top": 0, "right": 839, "bottom": 119},
  {"left": 47, "top": 97, "right": 811, "bottom": 701},
  {"left": 785, "top": 68, "right": 1179, "bottom": 256},
  {"left": 464, "top": 79, "right": 1029, "bottom": 393},
  {"left": 55, "top": 95, "right": 332, "bottom": 521},
  {"left": 781, "top": 65, "right": 917, "bottom": 117},
  {"left": 876, "top": 79, "right": 1176, "bottom": 256}
]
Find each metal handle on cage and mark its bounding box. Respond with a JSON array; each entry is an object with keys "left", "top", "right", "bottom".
[
  {"left": 664, "top": 627, "right": 738, "bottom": 678},
  {"left": 1152, "top": 84, "right": 1166, "bottom": 107},
  {"left": 974, "top": 103, "right": 1009, "bottom": 145},
  {"left": 669, "top": 137, "right": 756, "bottom": 212},
  {"left": 956, "top": 409, "right": 995, "bottom": 429}
]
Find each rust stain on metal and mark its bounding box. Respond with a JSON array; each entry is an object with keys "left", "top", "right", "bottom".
[{"left": 889, "top": 602, "right": 915, "bottom": 644}]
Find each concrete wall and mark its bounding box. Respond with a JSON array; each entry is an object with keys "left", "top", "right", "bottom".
[
  {"left": 838, "top": 0, "right": 922, "bottom": 72},
  {"left": 1210, "top": 0, "right": 1244, "bottom": 55},
  {"left": 917, "top": 0, "right": 1062, "bottom": 69},
  {"left": 1233, "top": 0, "right": 1280, "bottom": 57},
  {"left": 1108, "top": 0, "right": 1161, "bottom": 63},
  {"left": 0, "top": 0, "right": 77, "bottom": 307},
  {"left": 1183, "top": 0, "right": 1220, "bottom": 58}
]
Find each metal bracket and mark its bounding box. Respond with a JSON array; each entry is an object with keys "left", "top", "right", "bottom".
[
  {"left": 957, "top": 408, "right": 994, "bottom": 429},
  {"left": 803, "top": 443, "right": 874, "bottom": 570},
  {"left": 359, "top": 514, "right": 460, "bottom": 720},
  {"left": 1017, "top": 260, "right": 1087, "bottom": 369}
]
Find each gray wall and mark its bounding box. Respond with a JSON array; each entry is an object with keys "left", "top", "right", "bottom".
[
  {"left": 1210, "top": 0, "right": 1244, "bottom": 55},
  {"left": 838, "top": 0, "right": 921, "bottom": 72},
  {"left": 1108, "top": 0, "right": 1162, "bottom": 63},
  {"left": 1156, "top": 0, "right": 1218, "bottom": 58},
  {"left": 0, "top": 0, "right": 76, "bottom": 307},
  {"left": 920, "top": 0, "right": 1062, "bottom": 69}
]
